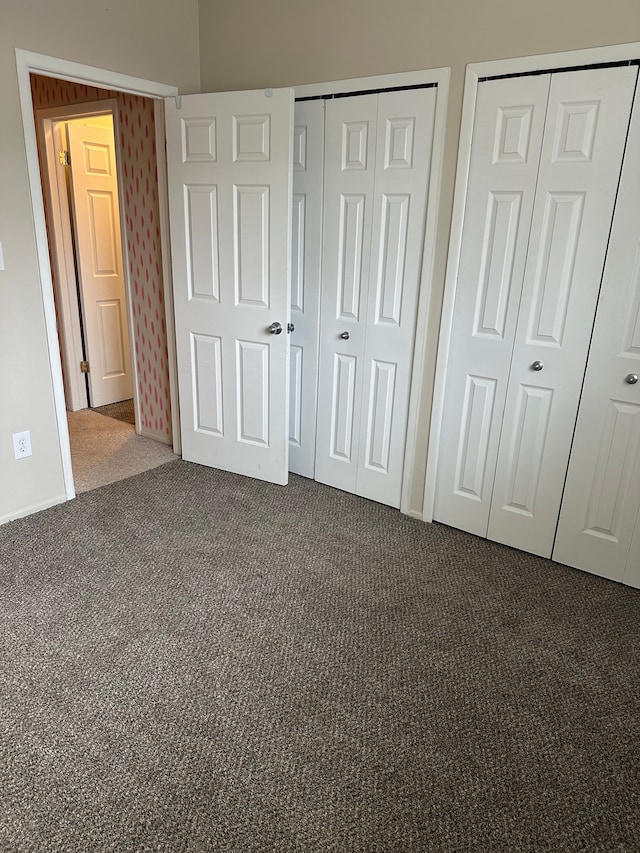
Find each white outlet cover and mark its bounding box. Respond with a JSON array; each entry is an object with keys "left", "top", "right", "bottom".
[{"left": 12, "top": 430, "right": 32, "bottom": 459}]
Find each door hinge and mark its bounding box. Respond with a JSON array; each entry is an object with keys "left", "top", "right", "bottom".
[
  {"left": 80, "top": 360, "right": 90, "bottom": 374},
  {"left": 59, "top": 149, "right": 70, "bottom": 166}
]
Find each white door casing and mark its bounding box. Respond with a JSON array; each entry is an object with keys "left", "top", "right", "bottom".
[
  {"left": 165, "top": 89, "right": 294, "bottom": 485},
  {"left": 67, "top": 120, "right": 133, "bottom": 408},
  {"left": 488, "top": 65, "right": 638, "bottom": 556},
  {"left": 289, "top": 100, "right": 325, "bottom": 478},
  {"left": 553, "top": 83, "right": 640, "bottom": 586},
  {"left": 315, "top": 88, "right": 437, "bottom": 508},
  {"left": 432, "top": 75, "right": 551, "bottom": 535}
]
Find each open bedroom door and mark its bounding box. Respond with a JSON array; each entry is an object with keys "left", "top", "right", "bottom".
[{"left": 165, "top": 88, "right": 294, "bottom": 485}]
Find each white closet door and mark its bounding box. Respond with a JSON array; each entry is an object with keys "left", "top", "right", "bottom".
[
  {"left": 315, "top": 94, "right": 378, "bottom": 495},
  {"left": 488, "top": 65, "right": 638, "bottom": 556},
  {"left": 355, "top": 88, "right": 436, "bottom": 506},
  {"left": 165, "top": 89, "right": 294, "bottom": 485},
  {"left": 289, "top": 100, "right": 325, "bottom": 478},
  {"left": 433, "top": 75, "right": 550, "bottom": 534},
  {"left": 553, "top": 83, "right": 640, "bottom": 584}
]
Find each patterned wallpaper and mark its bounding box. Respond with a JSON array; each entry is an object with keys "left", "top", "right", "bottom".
[{"left": 30, "top": 74, "right": 172, "bottom": 443}]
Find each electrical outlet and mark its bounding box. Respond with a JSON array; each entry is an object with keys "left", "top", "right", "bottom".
[{"left": 12, "top": 431, "right": 32, "bottom": 459}]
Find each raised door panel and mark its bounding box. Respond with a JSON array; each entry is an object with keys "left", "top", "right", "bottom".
[
  {"left": 315, "top": 94, "right": 378, "bottom": 495},
  {"left": 67, "top": 121, "right": 133, "bottom": 407},
  {"left": 433, "top": 75, "right": 551, "bottom": 534},
  {"left": 355, "top": 88, "right": 437, "bottom": 507},
  {"left": 489, "top": 65, "right": 638, "bottom": 556},
  {"left": 165, "top": 89, "right": 294, "bottom": 484},
  {"left": 289, "top": 101, "right": 324, "bottom": 479},
  {"left": 553, "top": 84, "right": 640, "bottom": 584}
]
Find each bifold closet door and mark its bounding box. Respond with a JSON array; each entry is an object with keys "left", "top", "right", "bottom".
[
  {"left": 487, "top": 65, "right": 637, "bottom": 556},
  {"left": 553, "top": 86, "right": 640, "bottom": 587},
  {"left": 432, "top": 75, "right": 550, "bottom": 536},
  {"left": 433, "top": 65, "right": 638, "bottom": 557},
  {"left": 315, "top": 88, "right": 436, "bottom": 507},
  {"left": 289, "top": 101, "right": 324, "bottom": 478}
]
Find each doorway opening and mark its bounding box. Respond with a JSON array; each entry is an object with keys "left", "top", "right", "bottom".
[{"left": 31, "top": 74, "right": 177, "bottom": 493}]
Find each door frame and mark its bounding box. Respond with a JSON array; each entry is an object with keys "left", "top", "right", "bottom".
[
  {"left": 423, "top": 41, "right": 640, "bottom": 522},
  {"left": 296, "top": 68, "right": 451, "bottom": 516},
  {"left": 37, "top": 100, "right": 138, "bottom": 416},
  {"left": 16, "top": 49, "right": 179, "bottom": 500}
]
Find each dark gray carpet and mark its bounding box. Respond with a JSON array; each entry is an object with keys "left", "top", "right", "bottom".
[
  {"left": 1, "top": 461, "right": 638, "bottom": 852},
  {"left": 92, "top": 398, "right": 136, "bottom": 425}
]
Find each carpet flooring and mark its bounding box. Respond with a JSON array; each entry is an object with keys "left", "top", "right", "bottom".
[
  {"left": 68, "top": 409, "right": 177, "bottom": 493},
  {"left": 92, "top": 398, "right": 136, "bottom": 425},
  {"left": 1, "top": 461, "right": 638, "bottom": 852}
]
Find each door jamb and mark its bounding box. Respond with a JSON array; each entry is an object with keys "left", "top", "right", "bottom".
[
  {"left": 15, "top": 49, "right": 178, "bottom": 500},
  {"left": 296, "top": 68, "right": 451, "bottom": 517},
  {"left": 423, "top": 40, "right": 640, "bottom": 522}
]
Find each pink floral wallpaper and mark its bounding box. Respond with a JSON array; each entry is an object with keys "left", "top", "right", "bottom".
[{"left": 31, "top": 74, "right": 172, "bottom": 443}]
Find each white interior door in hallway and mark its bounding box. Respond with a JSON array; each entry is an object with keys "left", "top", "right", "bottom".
[
  {"left": 165, "top": 88, "right": 294, "bottom": 485},
  {"left": 433, "top": 65, "right": 638, "bottom": 557},
  {"left": 313, "top": 88, "right": 437, "bottom": 508},
  {"left": 66, "top": 118, "right": 133, "bottom": 408},
  {"left": 553, "top": 84, "right": 640, "bottom": 588}
]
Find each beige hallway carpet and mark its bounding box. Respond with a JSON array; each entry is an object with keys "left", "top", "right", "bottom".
[{"left": 68, "top": 409, "right": 177, "bottom": 493}]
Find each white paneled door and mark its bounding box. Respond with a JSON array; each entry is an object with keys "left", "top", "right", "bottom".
[
  {"left": 553, "top": 86, "right": 640, "bottom": 587},
  {"left": 434, "top": 65, "right": 638, "bottom": 557},
  {"left": 289, "top": 101, "right": 325, "bottom": 478},
  {"left": 488, "top": 66, "right": 637, "bottom": 556},
  {"left": 165, "top": 89, "right": 294, "bottom": 484},
  {"left": 67, "top": 121, "right": 133, "bottom": 408},
  {"left": 315, "top": 88, "right": 437, "bottom": 507},
  {"left": 432, "top": 75, "right": 550, "bottom": 536}
]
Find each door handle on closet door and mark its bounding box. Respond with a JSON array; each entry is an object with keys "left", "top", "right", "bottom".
[
  {"left": 531, "top": 360, "right": 544, "bottom": 371},
  {"left": 340, "top": 331, "right": 350, "bottom": 340},
  {"left": 625, "top": 373, "right": 638, "bottom": 385}
]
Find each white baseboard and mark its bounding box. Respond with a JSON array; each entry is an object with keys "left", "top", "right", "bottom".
[
  {"left": 0, "top": 493, "right": 68, "bottom": 526},
  {"left": 140, "top": 425, "right": 173, "bottom": 446},
  {"left": 406, "top": 508, "right": 426, "bottom": 522}
]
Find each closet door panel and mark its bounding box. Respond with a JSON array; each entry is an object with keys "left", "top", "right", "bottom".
[
  {"left": 624, "top": 512, "right": 640, "bottom": 588},
  {"left": 488, "top": 65, "right": 638, "bottom": 557},
  {"left": 315, "top": 95, "right": 378, "bottom": 494},
  {"left": 433, "top": 75, "right": 550, "bottom": 535},
  {"left": 356, "top": 87, "right": 437, "bottom": 507},
  {"left": 554, "top": 84, "right": 640, "bottom": 583},
  {"left": 289, "top": 101, "right": 325, "bottom": 478}
]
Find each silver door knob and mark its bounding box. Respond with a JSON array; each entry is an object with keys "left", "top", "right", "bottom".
[
  {"left": 531, "top": 360, "right": 544, "bottom": 371},
  {"left": 287, "top": 323, "right": 295, "bottom": 333},
  {"left": 340, "top": 331, "right": 350, "bottom": 340},
  {"left": 626, "top": 373, "right": 638, "bottom": 385},
  {"left": 268, "top": 322, "right": 283, "bottom": 335}
]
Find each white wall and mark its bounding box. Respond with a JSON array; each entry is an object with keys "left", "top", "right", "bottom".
[
  {"left": 198, "top": 0, "right": 640, "bottom": 514},
  {"left": 0, "top": 0, "right": 200, "bottom": 521}
]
